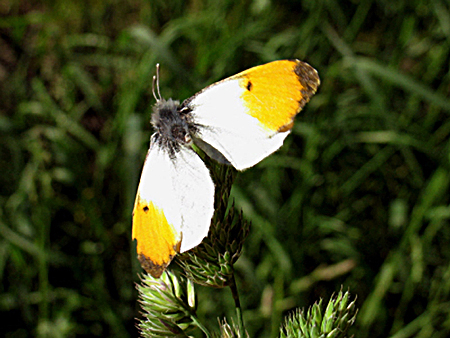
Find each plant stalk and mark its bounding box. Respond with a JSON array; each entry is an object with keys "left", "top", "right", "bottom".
[
  {"left": 190, "top": 313, "right": 212, "bottom": 338},
  {"left": 229, "top": 273, "right": 245, "bottom": 337}
]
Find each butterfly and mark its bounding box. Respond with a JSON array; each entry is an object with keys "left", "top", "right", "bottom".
[{"left": 132, "top": 59, "right": 320, "bottom": 277}]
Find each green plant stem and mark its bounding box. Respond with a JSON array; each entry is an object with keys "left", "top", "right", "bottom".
[
  {"left": 229, "top": 273, "right": 245, "bottom": 337},
  {"left": 190, "top": 313, "right": 212, "bottom": 338}
]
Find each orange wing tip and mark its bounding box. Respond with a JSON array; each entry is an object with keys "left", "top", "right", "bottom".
[
  {"left": 276, "top": 60, "right": 321, "bottom": 133},
  {"left": 275, "top": 61, "right": 320, "bottom": 133},
  {"left": 132, "top": 199, "right": 183, "bottom": 278},
  {"left": 236, "top": 59, "right": 320, "bottom": 133}
]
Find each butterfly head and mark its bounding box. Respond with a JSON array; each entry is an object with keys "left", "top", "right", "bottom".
[
  {"left": 152, "top": 98, "right": 192, "bottom": 145},
  {"left": 150, "top": 64, "right": 192, "bottom": 149}
]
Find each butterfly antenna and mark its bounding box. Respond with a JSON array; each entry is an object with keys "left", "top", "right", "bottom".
[
  {"left": 152, "top": 63, "right": 163, "bottom": 102},
  {"left": 152, "top": 75, "right": 158, "bottom": 102}
]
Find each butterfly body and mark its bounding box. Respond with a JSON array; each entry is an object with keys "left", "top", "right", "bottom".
[{"left": 150, "top": 99, "right": 192, "bottom": 154}]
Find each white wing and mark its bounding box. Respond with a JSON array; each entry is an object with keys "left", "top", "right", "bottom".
[
  {"left": 188, "top": 79, "right": 289, "bottom": 171},
  {"left": 184, "top": 60, "right": 320, "bottom": 171},
  {"left": 134, "top": 135, "right": 215, "bottom": 261}
]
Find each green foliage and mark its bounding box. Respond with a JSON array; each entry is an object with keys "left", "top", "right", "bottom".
[
  {"left": 137, "top": 271, "right": 198, "bottom": 337},
  {"left": 135, "top": 153, "right": 356, "bottom": 337},
  {"left": 1, "top": 0, "right": 450, "bottom": 337},
  {"left": 137, "top": 270, "right": 251, "bottom": 338},
  {"left": 280, "top": 290, "right": 357, "bottom": 338}
]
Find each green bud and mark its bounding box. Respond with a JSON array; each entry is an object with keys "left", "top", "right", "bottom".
[
  {"left": 136, "top": 271, "right": 199, "bottom": 337},
  {"left": 280, "top": 289, "right": 358, "bottom": 338}
]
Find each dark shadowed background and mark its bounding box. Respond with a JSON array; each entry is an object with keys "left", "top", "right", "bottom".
[{"left": 1, "top": 0, "right": 450, "bottom": 337}]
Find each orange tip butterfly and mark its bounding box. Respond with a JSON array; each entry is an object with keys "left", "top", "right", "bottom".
[{"left": 132, "top": 59, "right": 320, "bottom": 277}]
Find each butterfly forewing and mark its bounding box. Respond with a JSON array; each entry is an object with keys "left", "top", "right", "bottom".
[{"left": 132, "top": 137, "right": 214, "bottom": 277}]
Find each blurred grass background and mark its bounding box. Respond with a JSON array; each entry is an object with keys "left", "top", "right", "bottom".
[{"left": 1, "top": 0, "right": 450, "bottom": 337}]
